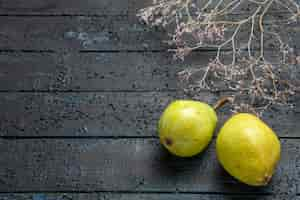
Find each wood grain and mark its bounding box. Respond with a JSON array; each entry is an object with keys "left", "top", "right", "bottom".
[
  {"left": 0, "top": 16, "right": 298, "bottom": 51},
  {"left": 0, "top": 0, "right": 295, "bottom": 15},
  {"left": 0, "top": 50, "right": 293, "bottom": 91},
  {"left": 0, "top": 139, "right": 297, "bottom": 194},
  {"left": 130, "top": 0, "right": 299, "bottom": 14},
  {"left": 0, "top": 193, "right": 288, "bottom": 200},
  {"left": 0, "top": 16, "right": 166, "bottom": 51},
  {"left": 0, "top": 0, "right": 129, "bottom": 15},
  {"left": 0, "top": 92, "right": 299, "bottom": 138},
  {"left": 0, "top": 92, "right": 205, "bottom": 137},
  {"left": 0, "top": 51, "right": 194, "bottom": 91}
]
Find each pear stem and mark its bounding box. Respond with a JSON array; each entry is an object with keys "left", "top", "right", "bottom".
[{"left": 213, "top": 96, "right": 234, "bottom": 111}]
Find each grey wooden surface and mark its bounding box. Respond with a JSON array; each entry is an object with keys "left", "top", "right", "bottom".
[
  {"left": 0, "top": 0, "right": 299, "bottom": 200},
  {"left": 0, "top": 139, "right": 297, "bottom": 193}
]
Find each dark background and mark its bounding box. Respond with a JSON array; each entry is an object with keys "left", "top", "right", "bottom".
[{"left": 0, "top": 0, "right": 299, "bottom": 199}]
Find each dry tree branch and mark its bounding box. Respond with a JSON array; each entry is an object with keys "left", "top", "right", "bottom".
[{"left": 138, "top": 0, "right": 300, "bottom": 116}]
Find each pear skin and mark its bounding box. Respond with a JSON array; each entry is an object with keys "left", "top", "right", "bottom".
[
  {"left": 158, "top": 100, "right": 217, "bottom": 157},
  {"left": 216, "top": 113, "right": 281, "bottom": 186}
]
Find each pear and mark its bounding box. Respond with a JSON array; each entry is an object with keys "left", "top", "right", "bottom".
[
  {"left": 216, "top": 113, "right": 281, "bottom": 186},
  {"left": 158, "top": 100, "right": 217, "bottom": 157}
]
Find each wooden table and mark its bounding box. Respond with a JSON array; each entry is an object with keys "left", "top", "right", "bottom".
[{"left": 0, "top": 0, "right": 299, "bottom": 199}]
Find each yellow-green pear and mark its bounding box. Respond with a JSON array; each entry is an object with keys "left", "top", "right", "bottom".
[
  {"left": 158, "top": 100, "right": 217, "bottom": 157},
  {"left": 216, "top": 113, "right": 281, "bottom": 186}
]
